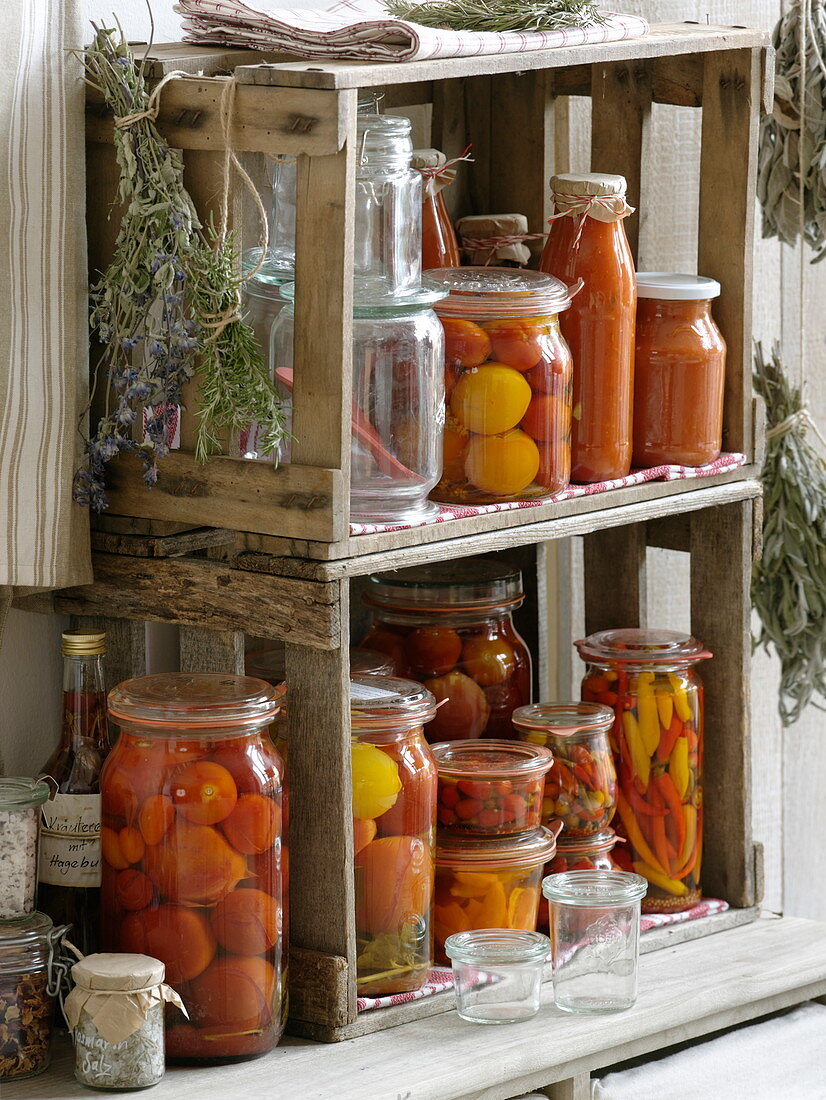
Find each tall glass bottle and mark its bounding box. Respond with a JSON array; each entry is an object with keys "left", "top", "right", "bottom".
[{"left": 37, "top": 630, "right": 111, "bottom": 954}]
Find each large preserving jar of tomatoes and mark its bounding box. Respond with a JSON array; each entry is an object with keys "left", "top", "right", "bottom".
[
  {"left": 360, "top": 559, "right": 532, "bottom": 741},
  {"left": 412, "top": 148, "right": 461, "bottom": 270},
  {"left": 576, "top": 630, "right": 711, "bottom": 914},
  {"left": 633, "top": 273, "right": 726, "bottom": 467},
  {"left": 101, "top": 674, "right": 285, "bottom": 1061},
  {"left": 425, "top": 267, "right": 573, "bottom": 503},
  {"left": 540, "top": 173, "right": 636, "bottom": 483},
  {"left": 350, "top": 676, "right": 437, "bottom": 996}
]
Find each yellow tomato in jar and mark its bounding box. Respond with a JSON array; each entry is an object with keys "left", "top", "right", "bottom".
[
  {"left": 465, "top": 430, "right": 540, "bottom": 495},
  {"left": 351, "top": 742, "right": 402, "bottom": 820},
  {"left": 450, "top": 364, "right": 532, "bottom": 436}
]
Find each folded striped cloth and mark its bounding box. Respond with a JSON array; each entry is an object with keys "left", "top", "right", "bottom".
[{"left": 176, "top": 0, "right": 649, "bottom": 63}]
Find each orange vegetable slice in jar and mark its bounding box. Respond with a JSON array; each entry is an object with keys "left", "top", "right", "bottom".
[{"left": 356, "top": 835, "right": 432, "bottom": 936}]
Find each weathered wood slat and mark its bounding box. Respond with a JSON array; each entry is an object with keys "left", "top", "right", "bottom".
[
  {"left": 179, "top": 627, "right": 245, "bottom": 673},
  {"left": 553, "top": 53, "right": 706, "bottom": 106},
  {"left": 91, "top": 527, "right": 235, "bottom": 558},
  {"left": 69, "top": 615, "right": 146, "bottom": 691},
  {"left": 583, "top": 525, "right": 648, "bottom": 634}
]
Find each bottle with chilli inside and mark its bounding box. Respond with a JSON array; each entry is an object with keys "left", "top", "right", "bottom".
[{"left": 37, "top": 629, "right": 111, "bottom": 955}]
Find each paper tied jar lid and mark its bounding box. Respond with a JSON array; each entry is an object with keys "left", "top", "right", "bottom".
[
  {"left": 71, "top": 953, "right": 165, "bottom": 992},
  {"left": 550, "top": 173, "right": 633, "bottom": 223},
  {"left": 551, "top": 172, "right": 627, "bottom": 198}
]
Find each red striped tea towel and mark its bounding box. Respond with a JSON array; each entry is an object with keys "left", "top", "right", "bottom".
[{"left": 176, "top": 0, "right": 649, "bottom": 63}]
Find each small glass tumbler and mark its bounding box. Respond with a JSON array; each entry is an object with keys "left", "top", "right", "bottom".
[
  {"left": 543, "top": 870, "right": 647, "bottom": 1014},
  {"left": 445, "top": 928, "right": 549, "bottom": 1024}
]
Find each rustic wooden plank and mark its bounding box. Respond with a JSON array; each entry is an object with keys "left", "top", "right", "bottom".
[
  {"left": 430, "top": 77, "right": 476, "bottom": 221},
  {"left": 690, "top": 500, "right": 754, "bottom": 906},
  {"left": 289, "top": 947, "right": 352, "bottom": 1029},
  {"left": 142, "top": 44, "right": 291, "bottom": 78},
  {"left": 91, "top": 527, "right": 235, "bottom": 558},
  {"left": 698, "top": 48, "right": 762, "bottom": 456},
  {"left": 179, "top": 627, "right": 245, "bottom": 673},
  {"left": 69, "top": 615, "right": 146, "bottom": 691},
  {"left": 553, "top": 54, "right": 705, "bottom": 106},
  {"left": 546, "top": 1075, "right": 590, "bottom": 1100},
  {"left": 645, "top": 514, "right": 691, "bottom": 552},
  {"left": 50, "top": 554, "right": 341, "bottom": 649},
  {"left": 91, "top": 515, "right": 200, "bottom": 536},
  {"left": 583, "top": 525, "right": 648, "bottom": 633}
]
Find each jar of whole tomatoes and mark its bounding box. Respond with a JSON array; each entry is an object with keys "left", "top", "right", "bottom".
[
  {"left": 424, "top": 267, "right": 573, "bottom": 503},
  {"left": 512, "top": 703, "right": 617, "bottom": 837},
  {"left": 350, "top": 676, "right": 437, "bottom": 996},
  {"left": 434, "top": 825, "right": 560, "bottom": 964},
  {"left": 102, "top": 674, "right": 285, "bottom": 1061},
  {"left": 576, "top": 630, "right": 711, "bottom": 914},
  {"left": 360, "top": 559, "right": 532, "bottom": 740}
]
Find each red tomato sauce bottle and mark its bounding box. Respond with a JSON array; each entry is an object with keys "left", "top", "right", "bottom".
[
  {"left": 540, "top": 173, "right": 637, "bottom": 483},
  {"left": 412, "top": 148, "right": 461, "bottom": 270}
]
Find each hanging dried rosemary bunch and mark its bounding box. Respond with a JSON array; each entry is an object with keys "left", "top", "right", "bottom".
[
  {"left": 385, "top": 0, "right": 604, "bottom": 33},
  {"left": 757, "top": 0, "right": 826, "bottom": 260},
  {"left": 752, "top": 343, "right": 826, "bottom": 726}
]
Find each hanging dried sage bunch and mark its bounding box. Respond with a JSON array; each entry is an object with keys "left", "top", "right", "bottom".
[
  {"left": 385, "top": 0, "right": 604, "bottom": 33},
  {"left": 757, "top": 1, "right": 826, "bottom": 260},
  {"left": 752, "top": 343, "right": 826, "bottom": 725}
]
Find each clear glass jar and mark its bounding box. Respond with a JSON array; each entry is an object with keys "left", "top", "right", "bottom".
[
  {"left": 0, "top": 912, "right": 66, "bottom": 1080},
  {"left": 512, "top": 703, "right": 617, "bottom": 837},
  {"left": 412, "top": 148, "right": 461, "bottom": 270},
  {"left": 543, "top": 870, "right": 647, "bottom": 1013},
  {"left": 270, "top": 283, "right": 447, "bottom": 524},
  {"left": 350, "top": 676, "right": 438, "bottom": 996},
  {"left": 633, "top": 273, "right": 726, "bottom": 467},
  {"left": 360, "top": 559, "right": 533, "bottom": 741},
  {"left": 540, "top": 173, "right": 637, "bottom": 483},
  {"left": 102, "top": 674, "right": 286, "bottom": 1061},
  {"left": 431, "top": 739, "right": 553, "bottom": 836},
  {"left": 445, "top": 928, "right": 549, "bottom": 1024},
  {"left": 355, "top": 114, "right": 422, "bottom": 299},
  {"left": 537, "top": 829, "right": 621, "bottom": 933},
  {"left": 0, "top": 778, "right": 49, "bottom": 921},
  {"left": 426, "top": 267, "right": 574, "bottom": 503},
  {"left": 241, "top": 155, "right": 296, "bottom": 293},
  {"left": 434, "top": 826, "right": 559, "bottom": 965},
  {"left": 576, "top": 630, "right": 711, "bottom": 914}
]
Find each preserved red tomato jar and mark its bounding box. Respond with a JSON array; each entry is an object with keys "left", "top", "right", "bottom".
[
  {"left": 576, "top": 630, "right": 711, "bottom": 914},
  {"left": 425, "top": 267, "right": 573, "bottom": 503},
  {"left": 433, "top": 825, "right": 560, "bottom": 964},
  {"left": 512, "top": 703, "right": 617, "bottom": 836},
  {"left": 540, "top": 173, "right": 636, "bottom": 483},
  {"left": 431, "top": 739, "right": 553, "bottom": 836},
  {"left": 102, "top": 674, "right": 285, "bottom": 1061},
  {"left": 350, "top": 676, "right": 438, "bottom": 995},
  {"left": 360, "top": 559, "right": 532, "bottom": 740},
  {"left": 633, "top": 273, "right": 726, "bottom": 467}
]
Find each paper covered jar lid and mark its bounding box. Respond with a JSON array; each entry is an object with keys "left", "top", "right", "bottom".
[{"left": 72, "top": 953, "right": 165, "bottom": 991}]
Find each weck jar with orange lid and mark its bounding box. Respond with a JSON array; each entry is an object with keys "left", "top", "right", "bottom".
[
  {"left": 360, "top": 559, "right": 532, "bottom": 741},
  {"left": 632, "top": 273, "right": 726, "bottom": 467},
  {"left": 349, "top": 675, "right": 438, "bottom": 995},
  {"left": 425, "top": 266, "right": 574, "bottom": 503},
  {"left": 101, "top": 673, "right": 286, "bottom": 1061},
  {"left": 576, "top": 630, "right": 711, "bottom": 914}
]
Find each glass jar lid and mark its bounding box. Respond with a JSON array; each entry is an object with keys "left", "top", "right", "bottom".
[
  {"left": 512, "top": 702, "right": 614, "bottom": 739},
  {"left": 428, "top": 266, "right": 571, "bottom": 319},
  {"left": 62, "top": 629, "right": 106, "bottom": 656},
  {"left": 357, "top": 113, "right": 412, "bottom": 167},
  {"left": 279, "top": 280, "right": 446, "bottom": 315},
  {"left": 542, "top": 869, "right": 647, "bottom": 906},
  {"left": 0, "top": 776, "right": 50, "bottom": 810},
  {"left": 350, "top": 675, "right": 437, "bottom": 730},
  {"left": 445, "top": 928, "right": 550, "bottom": 966},
  {"left": 575, "top": 629, "right": 712, "bottom": 669},
  {"left": 636, "top": 273, "right": 721, "bottom": 300},
  {"left": 0, "top": 911, "right": 63, "bottom": 974},
  {"left": 436, "top": 824, "right": 559, "bottom": 869},
  {"left": 431, "top": 739, "right": 553, "bottom": 780},
  {"left": 366, "top": 558, "right": 523, "bottom": 613},
  {"left": 108, "top": 673, "right": 282, "bottom": 732},
  {"left": 556, "top": 828, "right": 619, "bottom": 855}
]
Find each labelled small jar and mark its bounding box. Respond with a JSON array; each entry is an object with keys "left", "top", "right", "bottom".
[
  {"left": 434, "top": 825, "right": 560, "bottom": 965},
  {"left": 431, "top": 739, "right": 553, "bottom": 836},
  {"left": 512, "top": 703, "right": 617, "bottom": 837},
  {"left": 445, "top": 928, "right": 550, "bottom": 1025},
  {"left": 0, "top": 778, "right": 49, "bottom": 922}
]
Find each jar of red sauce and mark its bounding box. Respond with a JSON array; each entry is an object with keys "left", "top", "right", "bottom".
[
  {"left": 540, "top": 173, "right": 636, "bottom": 483},
  {"left": 412, "top": 148, "right": 461, "bottom": 269},
  {"left": 360, "top": 559, "right": 533, "bottom": 740},
  {"left": 101, "top": 674, "right": 285, "bottom": 1061},
  {"left": 632, "top": 273, "right": 726, "bottom": 467}
]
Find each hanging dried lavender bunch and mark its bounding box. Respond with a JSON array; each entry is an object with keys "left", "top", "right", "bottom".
[
  {"left": 385, "top": 0, "right": 604, "bottom": 33},
  {"left": 757, "top": 1, "right": 826, "bottom": 260}
]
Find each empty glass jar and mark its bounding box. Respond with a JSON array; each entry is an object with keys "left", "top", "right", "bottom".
[{"left": 445, "top": 928, "right": 549, "bottom": 1024}]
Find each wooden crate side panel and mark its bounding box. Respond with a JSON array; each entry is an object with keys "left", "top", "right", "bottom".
[
  {"left": 178, "top": 626, "right": 245, "bottom": 673},
  {"left": 583, "top": 525, "right": 648, "bottom": 633}
]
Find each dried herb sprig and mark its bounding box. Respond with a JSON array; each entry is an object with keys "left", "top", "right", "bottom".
[
  {"left": 385, "top": 0, "right": 604, "bottom": 34},
  {"left": 752, "top": 342, "right": 826, "bottom": 725}
]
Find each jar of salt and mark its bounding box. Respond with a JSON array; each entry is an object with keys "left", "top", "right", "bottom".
[
  {"left": 65, "top": 953, "right": 186, "bottom": 1090},
  {"left": 0, "top": 778, "right": 50, "bottom": 920}
]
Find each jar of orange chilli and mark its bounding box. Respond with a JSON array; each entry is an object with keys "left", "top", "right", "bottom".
[
  {"left": 360, "top": 559, "right": 532, "bottom": 740},
  {"left": 575, "top": 630, "right": 711, "bottom": 914},
  {"left": 102, "top": 674, "right": 286, "bottom": 1061}
]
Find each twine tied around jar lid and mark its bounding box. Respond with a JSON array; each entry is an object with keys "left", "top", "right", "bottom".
[
  {"left": 412, "top": 144, "right": 474, "bottom": 199},
  {"left": 457, "top": 214, "right": 546, "bottom": 266},
  {"left": 64, "top": 953, "right": 187, "bottom": 1045},
  {"left": 548, "top": 173, "right": 634, "bottom": 256}
]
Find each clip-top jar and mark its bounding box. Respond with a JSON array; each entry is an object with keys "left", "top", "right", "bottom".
[
  {"left": 576, "top": 630, "right": 710, "bottom": 913},
  {"left": 426, "top": 266, "right": 574, "bottom": 503},
  {"left": 102, "top": 673, "right": 285, "bottom": 1060},
  {"left": 360, "top": 558, "right": 532, "bottom": 740},
  {"left": 350, "top": 676, "right": 438, "bottom": 995}
]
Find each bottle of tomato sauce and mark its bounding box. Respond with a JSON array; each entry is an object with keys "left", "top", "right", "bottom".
[
  {"left": 412, "top": 148, "right": 461, "bottom": 270},
  {"left": 540, "top": 173, "right": 637, "bottom": 483}
]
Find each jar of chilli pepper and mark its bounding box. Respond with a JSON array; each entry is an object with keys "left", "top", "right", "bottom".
[
  {"left": 424, "top": 267, "right": 574, "bottom": 503},
  {"left": 350, "top": 676, "right": 438, "bottom": 996},
  {"left": 512, "top": 703, "right": 617, "bottom": 837},
  {"left": 575, "top": 630, "right": 711, "bottom": 914},
  {"left": 102, "top": 674, "right": 286, "bottom": 1061},
  {"left": 360, "top": 559, "right": 532, "bottom": 740},
  {"left": 431, "top": 739, "right": 553, "bottom": 836}
]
